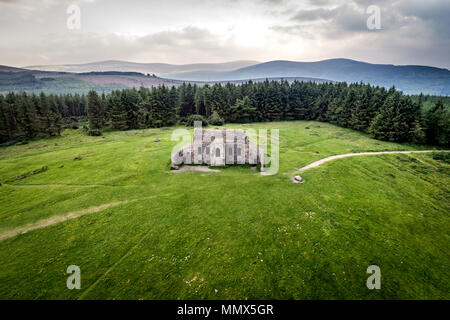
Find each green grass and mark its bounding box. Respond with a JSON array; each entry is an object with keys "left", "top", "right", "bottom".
[{"left": 0, "top": 121, "right": 448, "bottom": 299}]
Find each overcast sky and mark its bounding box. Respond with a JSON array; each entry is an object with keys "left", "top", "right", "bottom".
[{"left": 0, "top": 0, "right": 449, "bottom": 68}]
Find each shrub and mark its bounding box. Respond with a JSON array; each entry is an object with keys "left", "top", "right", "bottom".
[
  {"left": 186, "top": 114, "right": 208, "bottom": 127},
  {"left": 432, "top": 152, "right": 450, "bottom": 163},
  {"left": 4, "top": 166, "right": 48, "bottom": 183},
  {"left": 88, "top": 129, "right": 102, "bottom": 136},
  {"left": 209, "top": 111, "right": 224, "bottom": 126},
  {"left": 152, "top": 120, "right": 163, "bottom": 128}
]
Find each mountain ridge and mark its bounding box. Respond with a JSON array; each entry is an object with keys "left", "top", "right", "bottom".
[
  {"left": 4, "top": 58, "right": 450, "bottom": 95},
  {"left": 167, "top": 58, "right": 450, "bottom": 95},
  {"left": 24, "top": 60, "right": 260, "bottom": 76}
]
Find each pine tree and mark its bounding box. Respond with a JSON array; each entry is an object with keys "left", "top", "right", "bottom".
[
  {"left": 48, "top": 95, "right": 62, "bottom": 136},
  {"left": 148, "top": 87, "right": 163, "bottom": 128},
  {"left": 0, "top": 95, "right": 13, "bottom": 143},
  {"left": 87, "top": 90, "right": 103, "bottom": 136},
  {"left": 425, "top": 99, "right": 449, "bottom": 146},
  {"left": 210, "top": 84, "right": 230, "bottom": 121},
  {"left": 178, "top": 83, "right": 195, "bottom": 119},
  {"left": 335, "top": 88, "right": 355, "bottom": 128},
  {"left": 37, "top": 93, "right": 51, "bottom": 136},
  {"left": 195, "top": 87, "right": 206, "bottom": 116},
  {"left": 264, "top": 81, "right": 283, "bottom": 121},
  {"left": 370, "top": 92, "right": 424, "bottom": 142},
  {"left": 230, "top": 96, "right": 257, "bottom": 123},
  {"left": 350, "top": 85, "right": 373, "bottom": 132},
  {"left": 109, "top": 91, "right": 128, "bottom": 130},
  {"left": 17, "top": 93, "right": 37, "bottom": 140},
  {"left": 288, "top": 81, "right": 308, "bottom": 120},
  {"left": 121, "top": 89, "right": 141, "bottom": 129},
  {"left": 167, "top": 86, "right": 179, "bottom": 125}
]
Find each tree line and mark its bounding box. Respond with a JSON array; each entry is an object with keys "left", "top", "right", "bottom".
[
  {"left": 1, "top": 80, "right": 448, "bottom": 146},
  {"left": 0, "top": 92, "right": 87, "bottom": 143}
]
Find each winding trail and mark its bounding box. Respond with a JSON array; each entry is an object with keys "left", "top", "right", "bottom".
[
  {"left": 298, "top": 150, "right": 449, "bottom": 172},
  {"left": 0, "top": 193, "right": 175, "bottom": 242},
  {"left": 0, "top": 201, "right": 127, "bottom": 242}
]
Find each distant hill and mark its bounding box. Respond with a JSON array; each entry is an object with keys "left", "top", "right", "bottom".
[
  {"left": 0, "top": 65, "right": 28, "bottom": 73},
  {"left": 213, "top": 76, "right": 331, "bottom": 85},
  {"left": 25, "top": 60, "right": 260, "bottom": 77},
  {"left": 0, "top": 69, "right": 188, "bottom": 95},
  {"left": 3, "top": 58, "right": 450, "bottom": 95},
  {"left": 169, "top": 59, "right": 450, "bottom": 95},
  {"left": 0, "top": 67, "right": 328, "bottom": 95}
]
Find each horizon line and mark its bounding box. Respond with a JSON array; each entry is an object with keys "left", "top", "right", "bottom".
[{"left": 14, "top": 58, "right": 450, "bottom": 71}]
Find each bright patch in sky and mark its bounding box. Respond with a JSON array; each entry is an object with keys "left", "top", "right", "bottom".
[{"left": 0, "top": 0, "right": 448, "bottom": 68}]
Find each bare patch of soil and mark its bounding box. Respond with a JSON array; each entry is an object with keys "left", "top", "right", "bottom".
[
  {"left": 0, "top": 201, "right": 126, "bottom": 241},
  {"left": 297, "top": 150, "right": 449, "bottom": 172},
  {"left": 172, "top": 166, "right": 221, "bottom": 173}
]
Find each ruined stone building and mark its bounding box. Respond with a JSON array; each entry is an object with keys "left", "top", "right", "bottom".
[{"left": 171, "top": 128, "right": 265, "bottom": 170}]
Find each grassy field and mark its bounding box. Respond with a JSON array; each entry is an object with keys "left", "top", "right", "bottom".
[{"left": 0, "top": 121, "right": 448, "bottom": 299}]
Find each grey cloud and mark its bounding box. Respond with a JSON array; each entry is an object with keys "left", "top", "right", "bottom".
[
  {"left": 397, "top": 0, "right": 450, "bottom": 20},
  {"left": 0, "top": 0, "right": 449, "bottom": 69},
  {"left": 395, "top": 0, "right": 450, "bottom": 34},
  {"left": 3, "top": 26, "right": 256, "bottom": 65},
  {"left": 290, "top": 4, "right": 367, "bottom": 32},
  {"left": 306, "top": 0, "right": 331, "bottom": 6},
  {"left": 270, "top": 0, "right": 450, "bottom": 68},
  {"left": 291, "top": 8, "right": 335, "bottom": 22},
  {"left": 269, "top": 24, "right": 316, "bottom": 39}
]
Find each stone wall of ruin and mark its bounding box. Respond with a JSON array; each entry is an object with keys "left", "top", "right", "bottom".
[{"left": 171, "top": 129, "right": 264, "bottom": 170}]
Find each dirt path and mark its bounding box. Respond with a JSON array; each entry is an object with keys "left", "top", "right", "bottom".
[
  {"left": 2, "top": 183, "right": 141, "bottom": 188},
  {"left": 298, "top": 150, "right": 449, "bottom": 172},
  {"left": 0, "top": 201, "right": 126, "bottom": 242},
  {"left": 0, "top": 193, "right": 175, "bottom": 242},
  {"left": 172, "top": 166, "right": 221, "bottom": 173}
]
